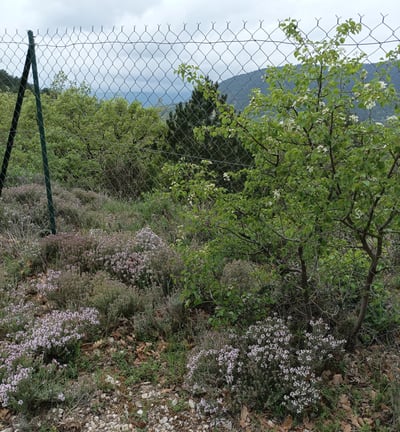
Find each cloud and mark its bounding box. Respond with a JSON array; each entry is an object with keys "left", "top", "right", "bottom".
[
  {"left": 36, "top": 0, "right": 165, "bottom": 28},
  {"left": 1, "top": 0, "right": 400, "bottom": 32},
  {"left": 1, "top": 0, "right": 163, "bottom": 30}
]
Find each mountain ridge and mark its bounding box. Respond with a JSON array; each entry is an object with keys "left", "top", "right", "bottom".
[{"left": 219, "top": 62, "right": 400, "bottom": 120}]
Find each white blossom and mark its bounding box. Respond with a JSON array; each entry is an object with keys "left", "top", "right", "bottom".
[
  {"left": 273, "top": 189, "right": 281, "bottom": 199},
  {"left": 365, "top": 99, "right": 376, "bottom": 110},
  {"left": 223, "top": 172, "right": 231, "bottom": 182}
]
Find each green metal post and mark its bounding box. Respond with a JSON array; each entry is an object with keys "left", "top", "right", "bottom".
[
  {"left": 28, "top": 30, "right": 56, "bottom": 234},
  {"left": 0, "top": 44, "right": 32, "bottom": 196}
]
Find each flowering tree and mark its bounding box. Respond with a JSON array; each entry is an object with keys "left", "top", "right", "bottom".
[{"left": 178, "top": 19, "right": 400, "bottom": 345}]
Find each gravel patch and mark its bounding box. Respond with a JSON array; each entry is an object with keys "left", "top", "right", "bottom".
[{"left": 0, "top": 382, "right": 239, "bottom": 432}]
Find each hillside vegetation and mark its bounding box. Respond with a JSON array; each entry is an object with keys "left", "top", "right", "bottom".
[
  {"left": 0, "top": 18, "right": 399, "bottom": 431},
  {"left": 219, "top": 62, "right": 400, "bottom": 121}
]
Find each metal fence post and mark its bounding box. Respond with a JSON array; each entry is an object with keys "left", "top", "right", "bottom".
[{"left": 28, "top": 30, "right": 56, "bottom": 234}]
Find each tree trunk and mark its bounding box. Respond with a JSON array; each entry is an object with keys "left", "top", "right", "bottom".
[{"left": 347, "top": 240, "right": 381, "bottom": 348}]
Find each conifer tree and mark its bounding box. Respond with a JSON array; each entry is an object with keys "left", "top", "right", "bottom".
[{"left": 166, "top": 78, "right": 252, "bottom": 184}]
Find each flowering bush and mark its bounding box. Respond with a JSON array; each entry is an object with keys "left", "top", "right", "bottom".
[
  {"left": 0, "top": 300, "right": 38, "bottom": 338},
  {"left": 0, "top": 366, "right": 32, "bottom": 408},
  {"left": 2, "top": 184, "right": 44, "bottom": 207},
  {"left": 0, "top": 307, "right": 99, "bottom": 408},
  {"left": 88, "top": 227, "right": 181, "bottom": 292},
  {"left": 134, "top": 226, "right": 166, "bottom": 251},
  {"left": 0, "top": 358, "right": 87, "bottom": 413},
  {"left": 177, "top": 19, "right": 400, "bottom": 347},
  {"left": 39, "top": 228, "right": 181, "bottom": 293},
  {"left": 33, "top": 269, "right": 63, "bottom": 295},
  {"left": 186, "top": 316, "right": 345, "bottom": 416},
  {"left": 99, "top": 249, "right": 149, "bottom": 285}
]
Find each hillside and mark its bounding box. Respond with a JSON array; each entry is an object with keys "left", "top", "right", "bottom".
[
  {"left": 219, "top": 62, "right": 400, "bottom": 120},
  {"left": 0, "top": 69, "right": 34, "bottom": 93},
  {"left": 0, "top": 183, "right": 399, "bottom": 431}
]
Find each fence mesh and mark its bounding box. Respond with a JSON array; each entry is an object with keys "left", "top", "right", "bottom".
[{"left": 0, "top": 16, "right": 400, "bottom": 199}]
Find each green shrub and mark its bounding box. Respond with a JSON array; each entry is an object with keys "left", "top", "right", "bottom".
[
  {"left": 71, "top": 187, "right": 108, "bottom": 209},
  {"left": 121, "top": 190, "right": 188, "bottom": 243},
  {"left": 6, "top": 359, "right": 94, "bottom": 416},
  {"left": 2, "top": 183, "right": 44, "bottom": 206},
  {"left": 133, "top": 289, "right": 187, "bottom": 341},
  {"left": 0, "top": 236, "right": 43, "bottom": 281},
  {"left": 361, "top": 283, "right": 400, "bottom": 344},
  {"left": 214, "top": 259, "right": 274, "bottom": 326},
  {"left": 34, "top": 269, "right": 93, "bottom": 310},
  {"left": 39, "top": 232, "right": 94, "bottom": 270},
  {"left": 88, "top": 272, "right": 144, "bottom": 332}
]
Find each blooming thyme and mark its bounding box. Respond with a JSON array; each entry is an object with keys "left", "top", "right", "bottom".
[
  {"left": 0, "top": 307, "right": 99, "bottom": 408},
  {"left": 20, "top": 308, "right": 99, "bottom": 353},
  {"left": 303, "top": 319, "right": 345, "bottom": 365},
  {"left": 282, "top": 366, "right": 320, "bottom": 414},
  {"left": 33, "top": 269, "right": 62, "bottom": 295},
  {"left": 0, "top": 301, "right": 38, "bottom": 335},
  {"left": 217, "top": 345, "right": 241, "bottom": 386},
  {"left": 102, "top": 250, "right": 149, "bottom": 285},
  {"left": 0, "top": 366, "right": 32, "bottom": 407},
  {"left": 134, "top": 227, "right": 165, "bottom": 251},
  {"left": 186, "top": 316, "right": 345, "bottom": 416},
  {"left": 186, "top": 348, "right": 220, "bottom": 383},
  {"left": 1, "top": 308, "right": 99, "bottom": 372}
]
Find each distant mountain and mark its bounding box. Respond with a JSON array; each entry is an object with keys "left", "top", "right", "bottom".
[
  {"left": 2, "top": 64, "right": 399, "bottom": 122},
  {"left": 219, "top": 63, "right": 400, "bottom": 121},
  {"left": 95, "top": 88, "right": 191, "bottom": 108}
]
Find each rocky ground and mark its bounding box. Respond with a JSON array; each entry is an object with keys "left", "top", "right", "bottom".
[
  {"left": 1, "top": 330, "right": 399, "bottom": 432},
  {"left": 1, "top": 381, "right": 238, "bottom": 432}
]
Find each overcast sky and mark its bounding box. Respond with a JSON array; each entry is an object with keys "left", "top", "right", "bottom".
[{"left": 1, "top": 0, "right": 399, "bottom": 31}]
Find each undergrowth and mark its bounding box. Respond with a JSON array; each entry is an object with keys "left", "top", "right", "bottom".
[{"left": 0, "top": 182, "right": 399, "bottom": 431}]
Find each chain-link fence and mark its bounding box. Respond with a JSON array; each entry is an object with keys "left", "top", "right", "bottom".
[
  {"left": 2, "top": 17, "right": 399, "bottom": 103},
  {"left": 0, "top": 16, "right": 400, "bottom": 205}
]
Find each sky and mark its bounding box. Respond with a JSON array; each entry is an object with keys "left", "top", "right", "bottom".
[
  {"left": 1, "top": 0, "right": 400, "bottom": 106},
  {"left": 1, "top": 0, "right": 399, "bottom": 31}
]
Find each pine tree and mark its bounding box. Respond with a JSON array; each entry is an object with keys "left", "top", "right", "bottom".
[{"left": 166, "top": 79, "right": 252, "bottom": 184}]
